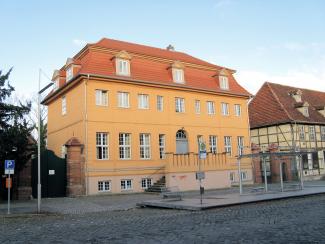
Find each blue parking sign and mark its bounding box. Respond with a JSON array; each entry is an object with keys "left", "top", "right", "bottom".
[{"left": 5, "top": 160, "right": 15, "bottom": 174}]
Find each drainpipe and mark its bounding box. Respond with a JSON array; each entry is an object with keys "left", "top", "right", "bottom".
[
  {"left": 84, "top": 74, "right": 89, "bottom": 195},
  {"left": 246, "top": 97, "right": 253, "bottom": 182}
]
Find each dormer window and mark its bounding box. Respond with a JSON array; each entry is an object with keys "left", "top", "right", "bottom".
[
  {"left": 66, "top": 66, "right": 73, "bottom": 81},
  {"left": 173, "top": 68, "right": 184, "bottom": 84},
  {"left": 54, "top": 78, "right": 60, "bottom": 91},
  {"left": 303, "top": 106, "right": 309, "bottom": 117},
  {"left": 219, "top": 76, "right": 229, "bottom": 90},
  {"left": 289, "top": 89, "right": 302, "bottom": 102},
  {"left": 116, "top": 59, "right": 130, "bottom": 76}
]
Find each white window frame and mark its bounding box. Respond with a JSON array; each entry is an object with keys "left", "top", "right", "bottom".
[
  {"left": 119, "top": 133, "right": 131, "bottom": 159},
  {"left": 234, "top": 104, "right": 241, "bottom": 116},
  {"left": 157, "top": 95, "right": 164, "bottom": 111},
  {"left": 159, "top": 134, "right": 166, "bottom": 159},
  {"left": 66, "top": 66, "right": 73, "bottom": 81},
  {"left": 96, "top": 132, "right": 109, "bottom": 160},
  {"left": 140, "top": 133, "right": 151, "bottom": 159},
  {"left": 98, "top": 181, "right": 111, "bottom": 192},
  {"left": 141, "top": 178, "right": 152, "bottom": 189},
  {"left": 54, "top": 78, "right": 60, "bottom": 91},
  {"left": 116, "top": 58, "right": 130, "bottom": 76},
  {"left": 241, "top": 171, "right": 247, "bottom": 180},
  {"left": 96, "top": 90, "right": 108, "bottom": 106},
  {"left": 118, "top": 92, "right": 130, "bottom": 108},
  {"left": 195, "top": 100, "right": 201, "bottom": 114},
  {"left": 321, "top": 126, "right": 325, "bottom": 141},
  {"left": 175, "top": 97, "right": 185, "bottom": 113},
  {"left": 138, "top": 94, "right": 149, "bottom": 109},
  {"left": 221, "top": 102, "right": 229, "bottom": 116},
  {"left": 209, "top": 135, "right": 217, "bottom": 153},
  {"left": 303, "top": 107, "right": 309, "bottom": 117},
  {"left": 172, "top": 68, "right": 184, "bottom": 84},
  {"left": 62, "top": 96, "right": 67, "bottom": 115},
  {"left": 309, "top": 126, "right": 316, "bottom": 141},
  {"left": 207, "top": 101, "right": 215, "bottom": 115},
  {"left": 224, "top": 136, "right": 232, "bottom": 155},
  {"left": 237, "top": 136, "right": 244, "bottom": 156},
  {"left": 299, "top": 125, "right": 305, "bottom": 141},
  {"left": 219, "top": 75, "right": 229, "bottom": 90},
  {"left": 121, "top": 179, "right": 132, "bottom": 190},
  {"left": 229, "top": 172, "right": 235, "bottom": 182}
]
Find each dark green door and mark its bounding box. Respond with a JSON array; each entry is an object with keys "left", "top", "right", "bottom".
[{"left": 32, "top": 150, "right": 66, "bottom": 198}]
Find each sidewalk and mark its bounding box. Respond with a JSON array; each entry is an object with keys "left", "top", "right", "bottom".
[{"left": 1, "top": 181, "right": 325, "bottom": 216}]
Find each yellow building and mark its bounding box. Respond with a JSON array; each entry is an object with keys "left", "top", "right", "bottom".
[{"left": 43, "top": 38, "right": 252, "bottom": 195}]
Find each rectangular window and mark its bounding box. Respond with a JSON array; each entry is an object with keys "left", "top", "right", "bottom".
[
  {"left": 173, "top": 68, "right": 184, "bottom": 83},
  {"left": 209, "top": 135, "right": 217, "bottom": 153},
  {"left": 175, "top": 97, "right": 185, "bottom": 113},
  {"left": 138, "top": 94, "right": 149, "bottom": 109},
  {"left": 96, "top": 132, "right": 109, "bottom": 160},
  {"left": 117, "top": 59, "right": 130, "bottom": 76},
  {"left": 234, "top": 104, "right": 241, "bottom": 116},
  {"left": 66, "top": 67, "right": 73, "bottom": 81},
  {"left": 224, "top": 136, "right": 232, "bottom": 155},
  {"left": 221, "top": 103, "right": 229, "bottom": 116},
  {"left": 299, "top": 125, "right": 305, "bottom": 141},
  {"left": 54, "top": 78, "right": 59, "bottom": 91},
  {"left": 241, "top": 172, "right": 247, "bottom": 180},
  {"left": 207, "top": 101, "right": 215, "bottom": 115},
  {"left": 237, "top": 136, "right": 244, "bottom": 156},
  {"left": 159, "top": 134, "right": 166, "bottom": 159},
  {"left": 96, "top": 90, "right": 108, "bottom": 106},
  {"left": 219, "top": 76, "right": 229, "bottom": 90},
  {"left": 62, "top": 96, "right": 67, "bottom": 115},
  {"left": 118, "top": 92, "right": 130, "bottom": 108},
  {"left": 141, "top": 178, "right": 152, "bottom": 189},
  {"left": 121, "top": 179, "right": 132, "bottom": 190},
  {"left": 157, "top": 96, "right": 163, "bottom": 111},
  {"left": 139, "top": 133, "right": 151, "bottom": 159},
  {"left": 98, "top": 181, "right": 110, "bottom": 192},
  {"left": 195, "top": 100, "right": 201, "bottom": 114},
  {"left": 229, "top": 172, "right": 235, "bottom": 182},
  {"left": 119, "top": 133, "right": 131, "bottom": 159},
  {"left": 321, "top": 126, "right": 325, "bottom": 141},
  {"left": 309, "top": 126, "right": 316, "bottom": 141}
]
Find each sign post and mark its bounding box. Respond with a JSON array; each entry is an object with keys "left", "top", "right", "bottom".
[
  {"left": 197, "top": 141, "right": 207, "bottom": 205},
  {"left": 5, "top": 160, "right": 15, "bottom": 214}
]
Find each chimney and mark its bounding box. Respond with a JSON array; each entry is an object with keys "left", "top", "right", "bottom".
[{"left": 166, "top": 44, "right": 175, "bottom": 51}]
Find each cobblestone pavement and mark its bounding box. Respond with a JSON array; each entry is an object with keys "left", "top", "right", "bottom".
[{"left": 1, "top": 195, "right": 325, "bottom": 243}]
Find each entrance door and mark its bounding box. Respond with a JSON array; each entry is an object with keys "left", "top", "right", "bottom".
[{"left": 176, "top": 130, "right": 188, "bottom": 154}]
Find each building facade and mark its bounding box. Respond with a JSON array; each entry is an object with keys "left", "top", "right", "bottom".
[
  {"left": 43, "top": 38, "right": 252, "bottom": 195},
  {"left": 249, "top": 82, "right": 325, "bottom": 182}
]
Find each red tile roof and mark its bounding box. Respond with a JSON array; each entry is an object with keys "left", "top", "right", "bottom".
[
  {"left": 249, "top": 82, "right": 325, "bottom": 128},
  {"left": 45, "top": 38, "right": 251, "bottom": 103}
]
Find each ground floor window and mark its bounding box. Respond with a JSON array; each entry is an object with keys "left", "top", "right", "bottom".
[
  {"left": 241, "top": 171, "right": 247, "bottom": 180},
  {"left": 121, "top": 179, "right": 132, "bottom": 190},
  {"left": 141, "top": 178, "right": 152, "bottom": 189},
  {"left": 98, "top": 181, "right": 110, "bottom": 192},
  {"left": 229, "top": 172, "right": 235, "bottom": 182}
]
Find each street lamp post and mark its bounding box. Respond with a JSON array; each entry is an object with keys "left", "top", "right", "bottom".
[{"left": 37, "top": 69, "right": 54, "bottom": 213}]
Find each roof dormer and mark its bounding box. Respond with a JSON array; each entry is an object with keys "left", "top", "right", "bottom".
[
  {"left": 215, "top": 69, "right": 229, "bottom": 90},
  {"left": 289, "top": 89, "right": 302, "bottom": 103},
  {"left": 112, "top": 50, "right": 132, "bottom": 76},
  {"left": 169, "top": 61, "right": 185, "bottom": 84},
  {"left": 295, "top": 101, "right": 309, "bottom": 117},
  {"left": 315, "top": 105, "right": 325, "bottom": 117},
  {"left": 64, "top": 58, "right": 81, "bottom": 82},
  {"left": 51, "top": 69, "right": 65, "bottom": 91}
]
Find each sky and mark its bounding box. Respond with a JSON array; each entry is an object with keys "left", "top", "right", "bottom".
[{"left": 1, "top": 0, "right": 325, "bottom": 99}]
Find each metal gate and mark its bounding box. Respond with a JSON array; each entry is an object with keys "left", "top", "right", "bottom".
[{"left": 32, "top": 150, "right": 66, "bottom": 198}]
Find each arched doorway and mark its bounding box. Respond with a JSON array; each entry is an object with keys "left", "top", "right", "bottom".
[{"left": 176, "top": 129, "right": 188, "bottom": 154}]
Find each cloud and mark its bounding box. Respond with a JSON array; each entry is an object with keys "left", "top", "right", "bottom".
[
  {"left": 72, "top": 39, "right": 87, "bottom": 47},
  {"left": 235, "top": 67, "right": 325, "bottom": 95}
]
